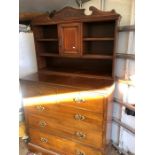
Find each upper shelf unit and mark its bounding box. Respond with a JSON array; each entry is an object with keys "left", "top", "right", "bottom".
[{"left": 31, "top": 6, "right": 120, "bottom": 79}]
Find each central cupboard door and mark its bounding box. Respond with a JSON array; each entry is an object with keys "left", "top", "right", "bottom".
[{"left": 58, "top": 23, "right": 82, "bottom": 56}]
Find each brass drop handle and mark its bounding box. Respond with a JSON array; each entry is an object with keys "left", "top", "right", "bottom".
[
  {"left": 39, "top": 120, "right": 47, "bottom": 128},
  {"left": 75, "top": 131, "right": 86, "bottom": 139},
  {"left": 40, "top": 137, "right": 48, "bottom": 143},
  {"left": 36, "top": 105, "right": 45, "bottom": 112},
  {"left": 76, "top": 149, "right": 85, "bottom": 155},
  {"left": 74, "top": 114, "right": 85, "bottom": 121},
  {"left": 73, "top": 97, "right": 85, "bottom": 103}
]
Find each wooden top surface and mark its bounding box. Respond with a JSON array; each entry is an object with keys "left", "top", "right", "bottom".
[
  {"left": 20, "top": 72, "right": 114, "bottom": 94},
  {"left": 31, "top": 6, "right": 120, "bottom": 25}
]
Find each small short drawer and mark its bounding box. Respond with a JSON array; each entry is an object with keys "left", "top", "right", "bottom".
[
  {"left": 58, "top": 88, "right": 105, "bottom": 113},
  {"left": 29, "top": 129, "right": 103, "bottom": 155},
  {"left": 20, "top": 81, "right": 57, "bottom": 98},
  {"left": 28, "top": 113, "right": 103, "bottom": 148}
]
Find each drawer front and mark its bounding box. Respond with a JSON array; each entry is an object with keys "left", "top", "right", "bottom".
[
  {"left": 29, "top": 129, "right": 103, "bottom": 155},
  {"left": 25, "top": 104, "right": 103, "bottom": 126},
  {"left": 28, "top": 114, "right": 103, "bottom": 148},
  {"left": 28, "top": 143, "right": 63, "bottom": 155},
  {"left": 58, "top": 89, "right": 105, "bottom": 113},
  {"left": 20, "top": 81, "right": 57, "bottom": 98},
  {"left": 21, "top": 82, "right": 105, "bottom": 113}
]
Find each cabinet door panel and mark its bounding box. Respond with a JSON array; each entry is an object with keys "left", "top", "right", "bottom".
[{"left": 58, "top": 23, "right": 82, "bottom": 55}]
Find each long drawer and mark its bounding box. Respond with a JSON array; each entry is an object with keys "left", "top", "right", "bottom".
[
  {"left": 25, "top": 103, "right": 103, "bottom": 126},
  {"left": 58, "top": 88, "right": 105, "bottom": 113},
  {"left": 28, "top": 114, "right": 103, "bottom": 148},
  {"left": 21, "top": 81, "right": 105, "bottom": 113},
  {"left": 24, "top": 91, "right": 105, "bottom": 114},
  {"left": 29, "top": 128, "right": 104, "bottom": 155}
]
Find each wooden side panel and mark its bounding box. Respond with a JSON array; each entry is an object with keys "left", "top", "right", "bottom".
[{"left": 105, "top": 93, "right": 114, "bottom": 144}]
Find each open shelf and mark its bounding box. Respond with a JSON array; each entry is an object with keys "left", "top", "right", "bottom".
[
  {"left": 39, "top": 53, "right": 113, "bottom": 60},
  {"left": 39, "top": 53, "right": 59, "bottom": 57},
  {"left": 37, "top": 42, "right": 59, "bottom": 54},
  {"left": 83, "top": 37, "right": 114, "bottom": 41},
  {"left": 33, "top": 25, "right": 58, "bottom": 39},
  {"left": 40, "top": 68, "right": 113, "bottom": 80},
  {"left": 83, "top": 54, "right": 113, "bottom": 59},
  {"left": 83, "top": 40, "right": 114, "bottom": 56},
  {"left": 83, "top": 21, "right": 115, "bottom": 38},
  {"left": 38, "top": 57, "right": 113, "bottom": 79},
  {"left": 37, "top": 38, "right": 58, "bottom": 41}
]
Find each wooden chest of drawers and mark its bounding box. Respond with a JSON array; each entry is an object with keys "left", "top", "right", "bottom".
[
  {"left": 20, "top": 73, "right": 114, "bottom": 155},
  {"left": 20, "top": 6, "right": 120, "bottom": 155}
]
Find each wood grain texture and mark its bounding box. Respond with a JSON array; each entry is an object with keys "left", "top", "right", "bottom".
[
  {"left": 20, "top": 139, "right": 121, "bottom": 155},
  {"left": 20, "top": 72, "right": 114, "bottom": 90},
  {"left": 58, "top": 23, "right": 82, "bottom": 56},
  {"left": 20, "top": 77, "right": 114, "bottom": 154},
  {"left": 25, "top": 103, "right": 103, "bottom": 125},
  {"left": 28, "top": 113, "right": 103, "bottom": 148},
  {"left": 29, "top": 129, "right": 104, "bottom": 155},
  {"left": 28, "top": 143, "right": 62, "bottom": 155}
]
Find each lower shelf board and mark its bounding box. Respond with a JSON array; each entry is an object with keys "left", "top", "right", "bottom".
[{"left": 39, "top": 68, "right": 113, "bottom": 80}]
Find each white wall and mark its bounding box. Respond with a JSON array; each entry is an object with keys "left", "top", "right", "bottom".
[
  {"left": 105, "top": 0, "right": 134, "bottom": 26},
  {"left": 19, "top": 32, "right": 37, "bottom": 78},
  {"left": 19, "top": 31, "right": 38, "bottom": 121}
]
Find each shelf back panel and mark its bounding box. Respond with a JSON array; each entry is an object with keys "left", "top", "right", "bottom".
[
  {"left": 44, "top": 57, "right": 113, "bottom": 77},
  {"left": 83, "top": 21, "right": 115, "bottom": 38},
  {"left": 36, "top": 42, "right": 59, "bottom": 54},
  {"left": 83, "top": 41, "right": 114, "bottom": 55},
  {"left": 33, "top": 25, "right": 58, "bottom": 39}
]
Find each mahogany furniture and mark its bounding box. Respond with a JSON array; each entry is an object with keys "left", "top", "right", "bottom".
[{"left": 20, "top": 6, "right": 120, "bottom": 155}]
